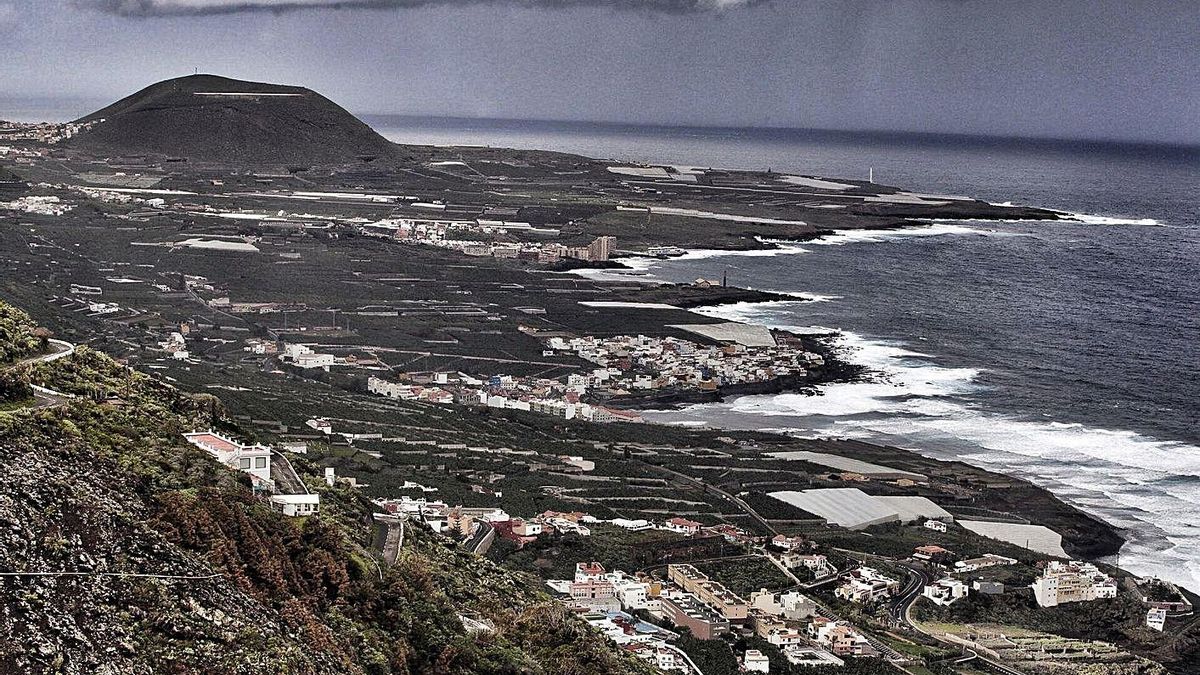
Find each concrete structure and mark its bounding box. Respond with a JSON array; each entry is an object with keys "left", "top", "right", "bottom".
[
  {"left": 659, "top": 594, "right": 729, "bottom": 639},
  {"left": 783, "top": 647, "right": 844, "bottom": 667},
  {"left": 768, "top": 488, "right": 900, "bottom": 530},
  {"left": 184, "top": 430, "right": 272, "bottom": 485},
  {"left": 743, "top": 649, "right": 770, "bottom": 673},
  {"left": 779, "top": 591, "right": 818, "bottom": 620},
  {"left": 269, "top": 493, "right": 320, "bottom": 517},
  {"left": 765, "top": 628, "right": 806, "bottom": 647},
  {"left": 809, "top": 618, "right": 875, "bottom": 657},
  {"left": 576, "top": 562, "right": 606, "bottom": 582},
  {"left": 569, "top": 579, "right": 621, "bottom": 612},
  {"left": 955, "top": 554, "right": 1018, "bottom": 573},
  {"left": 1032, "top": 561, "right": 1118, "bottom": 608},
  {"left": 913, "top": 544, "right": 955, "bottom": 565},
  {"left": 613, "top": 578, "right": 651, "bottom": 611},
  {"left": 923, "top": 578, "right": 969, "bottom": 606},
  {"left": 748, "top": 589, "right": 816, "bottom": 620},
  {"left": 766, "top": 450, "right": 926, "bottom": 481},
  {"left": 185, "top": 431, "right": 318, "bottom": 517},
  {"left": 667, "top": 564, "right": 748, "bottom": 622},
  {"left": 664, "top": 517, "right": 703, "bottom": 535},
  {"left": 1147, "top": 608, "right": 1168, "bottom": 632},
  {"left": 960, "top": 520, "right": 1067, "bottom": 557},
  {"left": 835, "top": 567, "right": 899, "bottom": 604}
]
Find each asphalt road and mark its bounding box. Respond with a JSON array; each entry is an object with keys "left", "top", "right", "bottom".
[{"left": 3, "top": 339, "right": 76, "bottom": 412}]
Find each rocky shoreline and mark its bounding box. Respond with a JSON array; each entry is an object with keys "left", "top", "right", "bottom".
[{"left": 588, "top": 261, "right": 1128, "bottom": 562}]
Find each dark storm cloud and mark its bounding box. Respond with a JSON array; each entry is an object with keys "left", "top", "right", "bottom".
[{"left": 83, "top": 0, "right": 767, "bottom": 17}]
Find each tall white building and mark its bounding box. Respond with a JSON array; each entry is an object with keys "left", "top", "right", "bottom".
[{"left": 1031, "top": 561, "right": 1118, "bottom": 607}]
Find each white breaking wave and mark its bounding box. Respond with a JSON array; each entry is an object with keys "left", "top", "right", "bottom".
[
  {"left": 1063, "top": 212, "right": 1161, "bottom": 226},
  {"left": 679, "top": 300, "right": 1200, "bottom": 592},
  {"left": 568, "top": 239, "right": 811, "bottom": 283},
  {"left": 808, "top": 222, "right": 989, "bottom": 245}
]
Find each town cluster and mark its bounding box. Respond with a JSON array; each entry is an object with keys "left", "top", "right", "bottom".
[
  {"left": 0, "top": 120, "right": 97, "bottom": 145},
  {"left": 361, "top": 216, "right": 616, "bottom": 263},
  {"left": 373, "top": 498, "right": 772, "bottom": 550},
  {"left": 550, "top": 560, "right": 868, "bottom": 672},
  {"left": 363, "top": 332, "right": 822, "bottom": 424},
  {"left": 546, "top": 333, "right": 823, "bottom": 395}
]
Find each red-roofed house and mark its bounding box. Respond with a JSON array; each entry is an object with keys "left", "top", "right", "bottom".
[
  {"left": 184, "top": 430, "right": 273, "bottom": 487},
  {"left": 664, "top": 517, "right": 703, "bottom": 535},
  {"left": 575, "top": 562, "right": 606, "bottom": 582}
]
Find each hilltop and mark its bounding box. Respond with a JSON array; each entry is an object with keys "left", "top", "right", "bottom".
[{"left": 67, "top": 75, "right": 407, "bottom": 167}]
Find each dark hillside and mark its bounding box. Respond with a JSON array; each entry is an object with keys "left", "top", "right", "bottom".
[{"left": 67, "top": 74, "right": 406, "bottom": 167}]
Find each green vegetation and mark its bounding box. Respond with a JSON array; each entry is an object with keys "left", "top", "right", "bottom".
[
  {"left": 0, "top": 370, "right": 33, "bottom": 406},
  {"left": 489, "top": 524, "right": 686, "bottom": 579},
  {"left": 0, "top": 301, "right": 42, "bottom": 364},
  {"left": 675, "top": 635, "right": 739, "bottom": 675},
  {"left": 693, "top": 556, "right": 792, "bottom": 596},
  {"left": 743, "top": 490, "right": 825, "bottom": 522}
]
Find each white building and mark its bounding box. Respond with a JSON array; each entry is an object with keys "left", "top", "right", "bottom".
[
  {"left": 269, "top": 493, "right": 321, "bottom": 517},
  {"left": 780, "top": 591, "right": 817, "bottom": 619},
  {"left": 923, "top": 578, "right": 969, "bottom": 606},
  {"left": 184, "top": 430, "right": 273, "bottom": 486},
  {"left": 954, "top": 554, "right": 1017, "bottom": 573},
  {"left": 743, "top": 649, "right": 770, "bottom": 673},
  {"left": 1147, "top": 608, "right": 1168, "bottom": 632},
  {"left": 282, "top": 343, "right": 313, "bottom": 359},
  {"left": 306, "top": 418, "right": 333, "bottom": 434},
  {"left": 924, "top": 519, "right": 948, "bottom": 533},
  {"left": 1031, "top": 561, "right": 1118, "bottom": 608},
  {"left": 610, "top": 518, "right": 652, "bottom": 531},
  {"left": 663, "top": 517, "right": 703, "bottom": 535},
  {"left": 185, "top": 431, "right": 319, "bottom": 517},
  {"left": 765, "top": 628, "right": 806, "bottom": 647},
  {"left": 294, "top": 352, "right": 335, "bottom": 369},
  {"left": 575, "top": 562, "right": 607, "bottom": 582},
  {"left": 614, "top": 578, "right": 651, "bottom": 611},
  {"left": 835, "top": 567, "right": 899, "bottom": 604}
]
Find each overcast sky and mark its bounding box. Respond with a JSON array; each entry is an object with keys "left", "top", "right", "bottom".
[{"left": 2, "top": 0, "right": 1197, "bottom": 144}]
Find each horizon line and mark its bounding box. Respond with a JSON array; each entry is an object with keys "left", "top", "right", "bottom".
[
  {"left": 357, "top": 112, "right": 1200, "bottom": 154},
  {"left": 1, "top": 94, "right": 1196, "bottom": 153}
]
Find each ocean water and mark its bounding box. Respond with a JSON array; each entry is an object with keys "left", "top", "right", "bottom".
[{"left": 371, "top": 117, "right": 1200, "bottom": 592}]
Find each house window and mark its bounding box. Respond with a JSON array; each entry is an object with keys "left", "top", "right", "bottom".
[
  {"left": 255, "top": 456, "right": 267, "bottom": 469},
  {"left": 239, "top": 458, "right": 251, "bottom": 469}
]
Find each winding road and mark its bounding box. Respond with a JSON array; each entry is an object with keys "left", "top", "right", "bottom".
[{"left": 2, "top": 338, "right": 76, "bottom": 411}]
